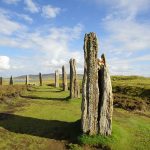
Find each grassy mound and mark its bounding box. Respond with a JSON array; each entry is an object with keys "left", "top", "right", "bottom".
[
  {"left": 112, "top": 76, "right": 150, "bottom": 111},
  {"left": 0, "top": 85, "right": 27, "bottom": 101}
]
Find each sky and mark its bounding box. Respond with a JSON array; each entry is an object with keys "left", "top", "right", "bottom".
[{"left": 0, "top": 0, "right": 150, "bottom": 77}]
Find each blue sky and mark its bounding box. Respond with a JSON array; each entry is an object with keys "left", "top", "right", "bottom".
[{"left": 0, "top": 0, "right": 150, "bottom": 77}]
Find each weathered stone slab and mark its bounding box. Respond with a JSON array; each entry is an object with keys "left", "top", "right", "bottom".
[
  {"left": 55, "top": 70, "right": 59, "bottom": 88},
  {"left": 0, "top": 77, "right": 2, "bottom": 85},
  {"left": 25, "top": 75, "right": 29, "bottom": 85},
  {"left": 81, "top": 32, "right": 113, "bottom": 136},
  {"left": 70, "top": 58, "right": 78, "bottom": 98},
  {"left": 97, "top": 54, "right": 113, "bottom": 136},
  {"left": 81, "top": 32, "right": 99, "bottom": 135},
  {"left": 39, "top": 72, "right": 42, "bottom": 86},
  {"left": 62, "top": 66, "right": 68, "bottom": 91},
  {"left": 10, "top": 76, "right": 13, "bottom": 85},
  {"left": 77, "top": 83, "right": 80, "bottom": 98}
]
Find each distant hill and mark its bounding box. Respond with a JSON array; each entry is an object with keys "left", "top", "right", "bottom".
[
  {"left": 14, "top": 74, "right": 83, "bottom": 80},
  {"left": 15, "top": 74, "right": 55, "bottom": 79}
]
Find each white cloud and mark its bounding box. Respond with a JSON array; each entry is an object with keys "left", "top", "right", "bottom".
[
  {"left": 42, "top": 5, "right": 61, "bottom": 19},
  {"left": 0, "top": 23, "right": 83, "bottom": 75},
  {"left": 0, "top": 8, "right": 33, "bottom": 24},
  {"left": 92, "top": 0, "right": 150, "bottom": 13},
  {"left": 0, "top": 12, "right": 25, "bottom": 35},
  {"left": 0, "top": 9, "right": 26, "bottom": 35},
  {"left": 24, "top": 0, "right": 40, "bottom": 13},
  {"left": 0, "top": 56, "right": 10, "bottom": 70},
  {"left": 24, "top": 1, "right": 61, "bottom": 19},
  {"left": 16, "top": 14, "right": 33, "bottom": 23},
  {"left": 132, "top": 55, "right": 150, "bottom": 62},
  {"left": 2, "top": 0, "right": 20, "bottom": 4},
  {"left": 101, "top": 0, "right": 150, "bottom": 52},
  {"left": 112, "top": 0, "right": 150, "bottom": 16},
  {"left": 102, "top": 19, "right": 150, "bottom": 53},
  {"left": 108, "top": 54, "right": 150, "bottom": 76},
  {"left": 97, "top": 0, "right": 150, "bottom": 76}
]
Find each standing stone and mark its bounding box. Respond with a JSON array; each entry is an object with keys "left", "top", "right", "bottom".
[
  {"left": 81, "top": 33, "right": 99, "bottom": 135},
  {"left": 77, "top": 83, "right": 80, "bottom": 98},
  {"left": 25, "top": 75, "right": 29, "bottom": 85},
  {"left": 39, "top": 72, "right": 42, "bottom": 86},
  {"left": 97, "top": 54, "right": 113, "bottom": 136},
  {"left": 81, "top": 32, "right": 113, "bottom": 136},
  {"left": 10, "top": 76, "right": 13, "bottom": 85},
  {"left": 0, "top": 77, "right": 2, "bottom": 85},
  {"left": 62, "top": 66, "right": 68, "bottom": 91},
  {"left": 70, "top": 58, "right": 78, "bottom": 98},
  {"left": 55, "top": 70, "right": 59, "bottom": 87}
]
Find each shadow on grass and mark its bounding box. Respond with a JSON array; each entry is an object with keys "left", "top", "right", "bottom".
[
  {"left": 46, "top": 84, "right": 55, "bottom": 86},
  {"left": 27, "top": 90, "right": 64, "bottom": 93},
  {"left": 27, "top": 86, "right": 64, "bottom": 93},
  {"left": 36, "top": 89, "right": 64, "bottom": 92},
  {"left": 53, "top": 90, "right": 64, "bottom": 93},
  {"left": 20, "top": 95, "right": 71, "bottom": 101},
  {"left": 0, "top": 113, "right": 81, "bottom": 143}
]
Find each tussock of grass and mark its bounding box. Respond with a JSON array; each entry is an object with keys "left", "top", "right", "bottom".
[
  {"left": 0, "top": 85, "right": 27, "bottom": 100},
  {"left": 78, "top": 134, "right": 114, "bottom": 147},
  {"left": 78, "top": 121, "right": 125, "bottom": 149},
  {"left": 111, "top": 76, "right": 150, "bottom": 111}
]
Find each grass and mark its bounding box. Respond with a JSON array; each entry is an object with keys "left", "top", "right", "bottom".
[
  {"left": 111, "top": 76, "right": 150, "bottom": 111},
  {"left": 79, "top": 109, "right": 150, "bottom": 150},
  {"left": 0, "top": 76, "right": 150, "bottom": 149},
  {"left": 112, "top": 76, "right": 150, "bottom": 98},
  {"left": 0, "top": 86, "right": 81, "bottom": 150},
  {"left": 0, "top": 85, "right": 27, "bottom": 98}
]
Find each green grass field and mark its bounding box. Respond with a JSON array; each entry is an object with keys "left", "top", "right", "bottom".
[{"left": 0, "top": 76, "right": 150, "bottom": 150}]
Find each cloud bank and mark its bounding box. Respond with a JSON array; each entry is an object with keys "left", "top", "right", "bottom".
[{"left": 0, "top": 56, "right": 10, "bottom": 70}]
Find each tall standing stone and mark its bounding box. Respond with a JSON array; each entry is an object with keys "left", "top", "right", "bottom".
[
  {"left": 81, "top": 32, "right": 113, "bottom": 136},
  {"left": 55, "top": 70, "right": 59, "bottom": 87},
  {"left": 25, "top": 75, "right": 29, "bottom": 85},
  {"left": 0, "top": 77, "right": 2, "bottom": 85},
  {"left": 39, "top": 72, "right": 42, "bottom": 86},
  {"left": 62, "top": 66, "right": 68, "bottom": 91},
  {"left": 70, "top": 58, "right": 78, "bottom": 98},
  {"left": 97, "top": 54, "right": 113, "bottom": 136},
  {"left": 81, "top": 33, "right": 99, "bottom": 135},
  {"left": 10, "top": 76, "right": 13, "bottom": 85},
  {"left": 77, "top": 83, "right": 80, "bottom": 98}
]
